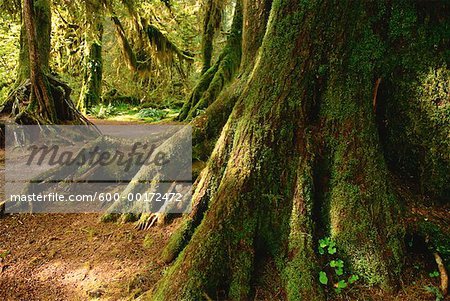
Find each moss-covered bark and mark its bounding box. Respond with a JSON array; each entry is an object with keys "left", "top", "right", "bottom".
[
  {"left": 159, "top": 1, "right": 274, "bottom": 258},
  {"left": 375, "top": 0, "right": 450, "bottom": 204},
  {"left": 16, "top": 0, "right": 51, "bottom": 84},
  {"left": 177, "top": 0, "right": 243, "bottom": 121},
  {"left": 78, "top": 15, "right": 103, "bottom": 113},
  {"left": 142, "top": 0, "right": 450, "bottom": 300},
  {"left": 201, "top": 0, "right": 221, "bottom": 74}
]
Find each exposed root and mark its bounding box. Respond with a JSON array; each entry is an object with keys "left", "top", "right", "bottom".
[
  {"left": 433, "top": 252, "right": 448, "bottom": 296},
  {"left": 135, "top": 213, "right": 164, "bottom": 230},
  {"left": 1, "top": 76, "right": 94, "bottom": 126},
  {"left": 0, "top": 201, "right": 5, "bottom": 218}
]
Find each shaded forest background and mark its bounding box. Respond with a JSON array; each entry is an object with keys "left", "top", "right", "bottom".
[{"left": 0, "top": 0, "right": 235, "bottom": 121}]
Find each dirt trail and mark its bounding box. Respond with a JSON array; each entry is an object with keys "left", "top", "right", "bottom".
[
  {"left": 0, "top": 213, "right": 178, "bottom": 300},
  {"left": 0, "top": 117, "right": 179, "bottom": 301}
]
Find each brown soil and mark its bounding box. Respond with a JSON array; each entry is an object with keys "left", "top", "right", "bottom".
[{"left": 0, "top": 213, "right": 180, "bottom": 301}]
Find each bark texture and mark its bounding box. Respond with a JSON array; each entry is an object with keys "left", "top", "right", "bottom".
[
  {"left": 147, "top": 0, "right": 423, "bottom": 300},
  {"left": 201, "top": 0, "right": 222, "bottom": 74}
]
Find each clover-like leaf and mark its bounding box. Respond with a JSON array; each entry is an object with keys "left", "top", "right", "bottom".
[
  {"left": 328, "top": 246, "right": 337, "bottom": 254},
  {"left": 348, "top": 274, "right": 359, "bottom": 284},
  {"left": 334, "top": 280, "right": 347, "bottom": 293},
  {"left": 429, "top": 271, "right": 440, "bottom": 278},
  {"left": 319, "top": 271, "right": 328, "bottom": 285}
]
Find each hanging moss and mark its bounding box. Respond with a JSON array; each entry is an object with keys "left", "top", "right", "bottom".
[
  {"left": 78, "top": 14, "right": 103, "bottom": 113},
  {"left": 178, "top": 0, "right": 243, "bottom": 121}
]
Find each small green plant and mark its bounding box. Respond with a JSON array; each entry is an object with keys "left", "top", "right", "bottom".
[
  {"left": 424, "top": 285, "right": 444, "bottom": 301},
  {"left": 89, "top": 103, "right": 116, "bottom": 119},
  {"left": 429, "top": 270, "right": 440, "bottom": 278},
  {"left": 318, "top": 237, "right": 336, "bottom": 255},
  {"left": 137, "top": 108, "right": 168, "bottom": 120},
  {"left": 319, "top": 271, "right": 328, "bottom": 285},
  {"left": 318, "top": 237, "right": 359, "bottom": 294}
]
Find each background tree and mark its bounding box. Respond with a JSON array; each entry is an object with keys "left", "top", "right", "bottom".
[
  {"left": 0, "top": 0, "right": 89, "bottom": 124},
  {"left": 177, "top": 0, "right": 242, "bottom": 121},
  {"left": 77, "top": 0, "right": 104, "bottom": 113},
  {"left": 200, "top": 0, "right": 222, "bottom": 74}
]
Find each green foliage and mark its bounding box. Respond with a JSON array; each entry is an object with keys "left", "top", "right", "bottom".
[
  {"left": 0, "top": 15, "right": 20, "bottom": 101},
  {"left": 318, "top": 271, "right": 328, "bottom": 285},
  {"left": 48, "top": 0, "right": 202, "bottom": 110},
  {"left": 137, "top": 108, "right": 167, "bottom": 120},
  {"left": 87, "top": 101, "right": 174, "bottom": 123},
  {"left": 424, "top": 285, "right": 444, "bottom": 301},
  {"left": 330, "top": 259, "right": 344, "bottom": 276},
  {"left": 318, "top": 237, "right": 359, "bottom": 294},
  {"left": 318, "top": 237, "right": 337, "bottom": 255},
  {"left": 429, "top": 270, "right": 439, "bottom": 278},
  {"left": 89, "top": 103, "right": 116, "bottom": 119}
]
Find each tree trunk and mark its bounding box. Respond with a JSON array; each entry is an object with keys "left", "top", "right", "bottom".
[
  {"left": 177, "top": 0, "right": 243, "bottom": 121},
  {"left": 17, "top": 0, "right": 51, "bottom": 84},
  {"left": 78, "top": 15, "right": 103, "bottom": 113},
  {"left": 159, "top": 0, "right": 273, "bottom": 255},
  {"left": 149, "top": 0, "right": 420, "bottom": 300},
  {"left": 0, "top": 0, "right": 90, "bottom": 125},
  {"left": 200, "top": 0, "right": 221, "bottom": 74},
  {"left": 22, "top": 0, "right": 57, "bottom": 123}
]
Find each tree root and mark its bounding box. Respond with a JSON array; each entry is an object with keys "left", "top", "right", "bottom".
[
  {"left": 1, "top": 76, "right": 93, "bottom": 126},
  {"left": 135, "top": 213, "right": 163, "bottom": 230},
  {"left": 434, "top": 252, "right": 448, "bottom": 296},
  {"left": 0, "top": 201, "right": 5, "bottom": 218}
]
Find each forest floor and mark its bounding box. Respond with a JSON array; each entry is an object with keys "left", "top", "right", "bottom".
[
  {"left": 0, "top": 115, "right": 448, "bottom": 301},
  {"left": 0, "top": 209, "right": 447, "bottom": 301},
  {"left": 0, "top": 116, "right": 182, "bottom": 301},
  {"left": 0, "top": 213, "right": 181, "bottom": 301}
]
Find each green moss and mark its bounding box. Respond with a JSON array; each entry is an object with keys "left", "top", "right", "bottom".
[
  {"left": 161, "top": 219, "right": 194, "bottom": 263},
  {"left": 143, "top": 234, "right": 153, "bottom": 249}
]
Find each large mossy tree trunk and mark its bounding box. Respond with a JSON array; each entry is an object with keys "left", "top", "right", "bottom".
[
  {"left": 146, "top": 0, "right": 441, "bottom": 300},
  {"left": 0, "top": 0, "right": 88, "bottom": 125}
]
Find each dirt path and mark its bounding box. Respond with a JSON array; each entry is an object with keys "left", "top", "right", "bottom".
[
  {"left": 0, "top": 117, "right": 180, "bottom": 300},
  {"left": 0, "top": 213, "right": 179, "bottom": 301},
  {"left": 0, "top": 214, "right": 179, "bottom": 300}
]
